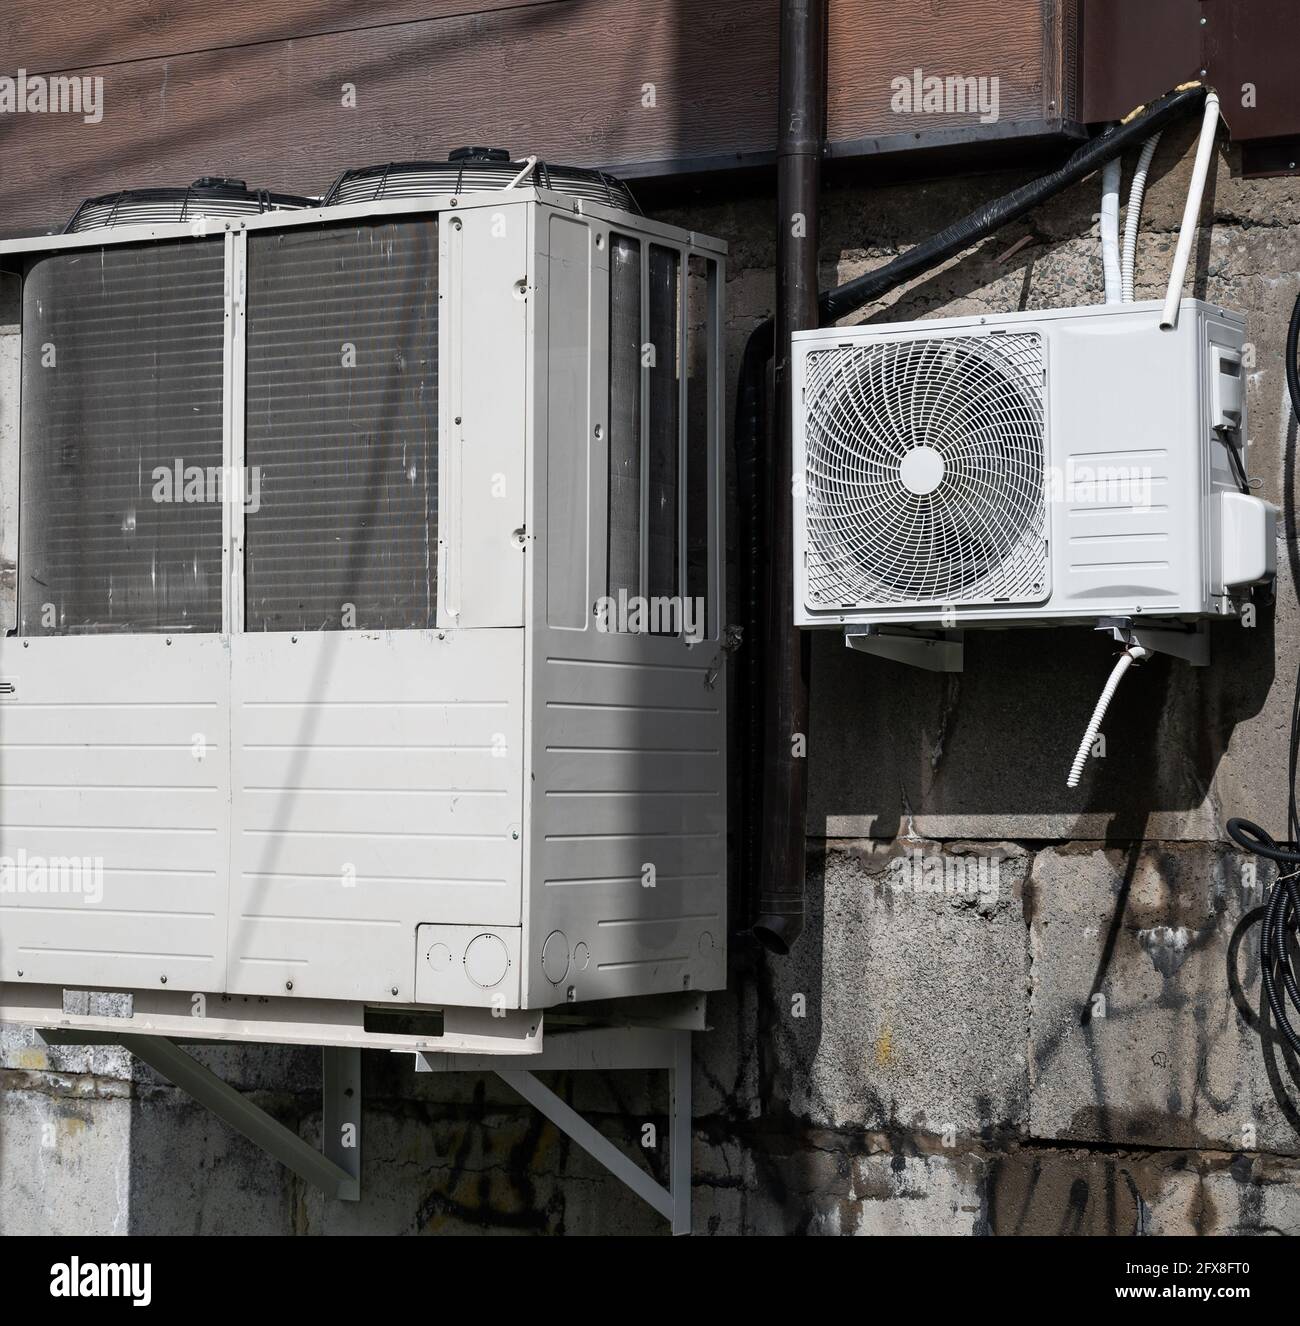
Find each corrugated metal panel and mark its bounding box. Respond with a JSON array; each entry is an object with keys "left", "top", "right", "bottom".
[
  {"left": 523, "top": 631, "right": 727, "bottom": 1008},
  {"left": 228, "top": 630, "right": 525, "bottom": 1001},
  {"left": 0, "top": 635, "right": 230, "bottom": 994},
  {"left": 18, "top": 241, "right": 226, "bottom": 635},
  {"left": 244, "top": 220, "right": 438, "bottom": 632}
]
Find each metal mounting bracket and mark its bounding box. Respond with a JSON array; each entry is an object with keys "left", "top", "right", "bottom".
[
  {"left": 416, "top": 1025, "right": 694, "bottom": 1234},
  {"left": 39, "top": 1031, "right": 362, "bottom": 1201},
  {"left": 845, "top": 624, "right": 965, "bottom": 673},
  {"left": 1096, "top": 617, "right": 1211, "bottom": 666}
]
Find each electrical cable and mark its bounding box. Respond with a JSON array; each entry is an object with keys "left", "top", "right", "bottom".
[{"left": 1227, "top": 287, "right": 1300, "bottom": 1056}]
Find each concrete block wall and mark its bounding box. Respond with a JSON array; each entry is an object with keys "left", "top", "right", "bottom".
[{"left": 3, "top": 121, "right": 1300, "bottom": 1234}]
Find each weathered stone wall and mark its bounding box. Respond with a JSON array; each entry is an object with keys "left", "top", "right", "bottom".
[{"left": 3, "top": 121, "right": 1300, "bottom": 1235}]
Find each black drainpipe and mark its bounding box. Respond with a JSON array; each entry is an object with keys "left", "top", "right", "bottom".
[{"left": 751, "top": 0, "right": 827, "bottom": 954}]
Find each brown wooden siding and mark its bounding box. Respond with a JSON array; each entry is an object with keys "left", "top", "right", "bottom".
[{"left": 1, "top": 1, "right": 1080, "bottom": 238}]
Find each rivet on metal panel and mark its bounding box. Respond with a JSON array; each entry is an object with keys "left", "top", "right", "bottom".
[
  {"left": 160, "top": 975, "right": 167, "bottom": 984},
  {"left": 285, "top": 980, "right": 294, "bottom": 991},
  {"left": 391, "top": 986, "right": 399, "bottom": 996}
]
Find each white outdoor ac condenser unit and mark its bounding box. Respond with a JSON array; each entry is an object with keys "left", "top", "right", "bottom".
[
  {"left": 792, "top": 300, "right": 1276, "bottom": 672},
  {"left": 0, "top": 171, "right": 727, "bottom": 1060}
]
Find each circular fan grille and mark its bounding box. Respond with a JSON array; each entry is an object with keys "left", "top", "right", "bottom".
[{"left": 803, "top": 332, "right": 1048, "bottom": 608}]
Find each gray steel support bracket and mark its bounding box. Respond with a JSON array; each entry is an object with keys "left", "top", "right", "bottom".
[
  {"left": 41, "top": 1031, "right": 362, "bottom": 1201},
  {"left": 1096, "top": 617, "right": 1211, "bottom": 666},
  {"left": 845, "top": 624, "right": 965, "bottom": 672},
  {"left": 418, "top": 1026, "right": 694, "bottom": 1234}
]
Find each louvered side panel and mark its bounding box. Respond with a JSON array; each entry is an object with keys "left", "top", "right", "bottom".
[{"left": 524, "top": 629, "right": 726, "bottom": 1007}]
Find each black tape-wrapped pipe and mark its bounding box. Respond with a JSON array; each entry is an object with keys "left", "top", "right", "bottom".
[
  {"left": 819, "top": 83, "right": 1207, "bottom": 323},
  {"left": 733, "top": 82, "right": 1209, "bottom": 952}
]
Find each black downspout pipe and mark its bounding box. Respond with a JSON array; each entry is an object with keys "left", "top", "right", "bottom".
[
  {"left": 735, "top": 82, "right": 1210, "bottom": 953},
  {"left": 752, "top": 0, "right": 826, "bottom": 954}
]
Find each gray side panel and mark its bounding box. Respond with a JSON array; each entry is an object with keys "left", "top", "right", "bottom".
[
  {"left": 0, "top": 636, "right": 230, "bottom": 993},
  {"left": 524, "top": 629, "right": 727, "bottom": 1007},
  {"left": 545, "top": 216, "right": 592, "bottom": 630},
  {"left": 228, "top": 629, "right": 524, "bottom": 1004}
]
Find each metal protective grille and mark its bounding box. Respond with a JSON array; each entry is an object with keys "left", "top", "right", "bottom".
[
  {"left": 324, "top": 161, "right": 639, "bottom": 212},
  {"left": 19, "top": 240, "right": 226, "bottom": 634},
  {"left": 802, "top": 333, "right": 1048, "bottom": 608},
  {"left": 244, "top": 220, "right": 438, "bottom": 632}
]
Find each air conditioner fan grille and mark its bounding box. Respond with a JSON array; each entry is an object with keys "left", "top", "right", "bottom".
[{"left": 803, "top": 332, "right": 1048, "bottom": 609}]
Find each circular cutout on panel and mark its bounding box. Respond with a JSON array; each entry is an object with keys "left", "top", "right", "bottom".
[
  {"left": 464, "top": 933, "right": 510, "bottom": 988},
  {"left": 541, "top": 930, "right": 570, "bottom": 985},
  {"left": 426, "top": 942, "right": 453, "bottom": 973},
  {"left": 699, "top": 931, "right": 715, "bottom": 956},
  {"left": 573, "top": 942, "right": 591, "bottom": 972}
]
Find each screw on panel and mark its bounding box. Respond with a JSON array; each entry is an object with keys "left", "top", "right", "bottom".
[
  {"left": 391, "top": 986, "right": 399, "bottom": 995},
  {"left": 160, "top": 975, "right": 167, "bottom": 984},
  {"left": 285, "top": 980, "right": 293, "bottom": 991}
]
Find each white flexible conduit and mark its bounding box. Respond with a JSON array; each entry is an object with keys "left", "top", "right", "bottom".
[
  {"left": 1066, "top": 647, "right": 1150, "bottom": 789},
  {"left": 1161, "top": 91, "right": 1221, "bottom": 329},
  {"left": 1122, "top": 132, "right": 1162, "bottom": 301},
  {"left": 1101, "top": 156, "right": 1123, "bottom": 302}
]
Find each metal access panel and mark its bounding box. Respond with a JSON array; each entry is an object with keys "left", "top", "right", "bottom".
[{"left": 0, "top": 188, "right": 727, "bottom": 1040}]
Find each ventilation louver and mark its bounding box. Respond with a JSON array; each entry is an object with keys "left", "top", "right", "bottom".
[
  {"left": 801, "top": 332, "right": 1048, "bottom": 610},
  {"left": 65, "top": 177, "right": 315, "bottom": 233},
  {"left": 323, "top": 146, "right": 640, "bottom": 212}
]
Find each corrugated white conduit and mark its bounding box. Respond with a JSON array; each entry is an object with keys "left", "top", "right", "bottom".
[
  {"left": 1121, "top": 131, "right": 1162, "bottom": 301},
  {"left": 1161, "top": 90, "right": 1221, "bottom": 329},
  {"left": 1100, "top": 155, "right": 1123, "bottom": 302},
  {"left": 1066, "top": 647, "right": 1150, "bottom": 789}
]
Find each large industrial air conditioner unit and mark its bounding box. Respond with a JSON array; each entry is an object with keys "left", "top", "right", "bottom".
[
  {"left": 793, "top": 299, "right": 1275, "bottom": 658},
  {"left": 0, "top": 155, "right": 726, "bottom": 1205}
]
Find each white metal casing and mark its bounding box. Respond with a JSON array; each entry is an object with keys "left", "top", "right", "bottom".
[
  {"left": 0, "top": 189, "right": 728, "bottom": 1044},
  {"left": 792, "top": 299, "right": 1276, "bottom": 629}
]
